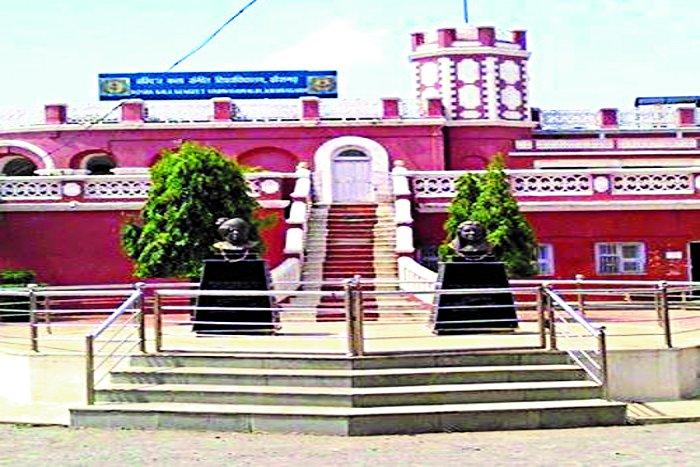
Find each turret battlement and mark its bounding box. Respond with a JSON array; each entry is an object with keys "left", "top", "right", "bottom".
[
  {"left": 410, "top": 26, "right": 527, "bottom": 53},
  {"left": 409, "top": 26, "right": 531, "bottom": 124}
]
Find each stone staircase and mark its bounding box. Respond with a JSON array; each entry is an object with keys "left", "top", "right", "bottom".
[
  {"left": 283, "top": 202, "right": 429, "bottom": 323},
  {"left": 70, "top": 351, "right": 627, "bottom": 435}
]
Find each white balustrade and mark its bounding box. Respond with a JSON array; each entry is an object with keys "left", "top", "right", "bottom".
[
  {"left": 144, "top": 102, "right": 212, "bottom": 123},
  {"left": 618, "top": 108, "right": 676, "bottom": 130},
  {"left": 539, "top": 110, "right": 600, "bottom": 131},
  {"left": 319, "top": 99, "right": 382, "bottom": 120},
  {"left": 398, "top": 256, "right": 437, "bottom": 304},
  {"left": 408, "top": 167, "right": 700, "bottom": 199},
  {"left": 0, "top": 178, "right": 62, "bottom": 200},
  {"left": 610, "top": 170, "right": 694, "bottom": 195},
  {"left": 235, "top": 100, "right": 299, "bottom": 121},
  {"left": 535, "top": 139, "right": 614, "bottom": 150},
  {"left": 615, "top": 138, "right": 697, "bottom": 150},
  {"left": 83, "top": 177, "right": 151, "bottom": 199},
  {"left": 510, "top": 172, "right": 592, "bottom": 196},
  {"left": 5, "top": 103, "right": 698, "bottom": 129},
  {"left": 66, "top": 103, "right": 121, "bottom": 124},
  {"left": 411, "top": 172, "right": 461, "bottom": 197},
  {"left": 0, "top": 172, "right": 294, "bottom": 202},
  {"left": 0, "top": 107, "right": 44, "bottom": 130}
]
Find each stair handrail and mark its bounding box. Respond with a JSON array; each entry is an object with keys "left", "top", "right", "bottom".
[
  {"left": 85, "top": 283, "right": 146, "bottom": 405},
  {"left": 397, "top": 256, "right": 437, "bottom": 304},
  {"left": 270, "top": 257, "right": 302, "bottom": 301},
  {"left": 543, "top": 286, "right": 609, "bottom": 398}
]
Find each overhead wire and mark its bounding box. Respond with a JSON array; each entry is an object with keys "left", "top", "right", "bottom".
[{"left": 41, "top": 0, "right": 262, "bottom": 161}]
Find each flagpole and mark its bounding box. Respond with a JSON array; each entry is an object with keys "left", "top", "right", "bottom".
[{"left": 463, "top": 0, "right": 469, "bottom": 23}]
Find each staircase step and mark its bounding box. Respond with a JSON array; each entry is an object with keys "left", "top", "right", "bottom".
[
  {"left": 96, "top": 380, "right": 602, "bottom": 407},
  {"left": 70, "top": 399, "right": 626, "bottom": 435},
  {"left": 108, "top": 364, "right": 589, "bottom": 388}
]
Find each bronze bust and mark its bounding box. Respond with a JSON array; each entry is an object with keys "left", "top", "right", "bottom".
[
  {"left": 451, "top": 220, "right": 495, "bottom": 262},
  {"left": 212, "top": 217, "right": 257, "bottom": 260}
]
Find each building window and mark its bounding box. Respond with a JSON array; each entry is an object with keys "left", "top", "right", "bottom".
[
  {"left": 0, "top": 155, "right": 37, "bottom": 176},
  {"left": 84, "top": 154, "right": 117, "bottom": 175},
  {"left": 595, "top": 242, "right": 646, "bottom": 274},
  {"left": 537, "top": 244, "right": 554, "bottom": 275}
]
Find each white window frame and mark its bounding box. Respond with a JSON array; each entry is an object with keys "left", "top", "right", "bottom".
[
  {"left": 595, "top": 242, "right": 646, "bottom": 275},
  {"left": 537, "top": 244, "right": 554, "bottom": 276}
]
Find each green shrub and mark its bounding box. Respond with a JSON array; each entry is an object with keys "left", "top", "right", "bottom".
[
  {"left": 122, "top": 142, "right": 262, "bottom": 279},
  {"left": 440, "top": 155, "right": 538, "bottom": 278}
]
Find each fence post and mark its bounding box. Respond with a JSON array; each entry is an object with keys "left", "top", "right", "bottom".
[
  {"left": 135, "top": 282, "right": 147, "bottom": 353},
  {"left": 85, "top": 335, "right": 95, "bottom": 405},
  {"left": 27, "top": 284, "right": 38, "bottom": 352},
  {"left": 575, "top": 274, "right": 586, "bottom": 317},
  {"left": 658, "top": 281, "right": 673, "bottom": 348},
  {"left": 536, "top": 285, "right": 547, "bottom": 349},
  {"left": 545, "top": 284, "right": 557, "bottom": 350},
  {"left": 345, "top": 276, "right": 365, "bottom": 357},
  {"left": 154, "top": 293, "right": 163, "bottom": 353},
  {"left": 597, "top": 326, "right": 609, "bottom": 400}
]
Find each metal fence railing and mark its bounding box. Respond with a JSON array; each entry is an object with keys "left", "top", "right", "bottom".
[
  {"left": 85, "top": 284, "right": 146, "bottom": 405},
  {"left": 543, "top": 286, "right": 608, "bottom": 397},
  {"left": 3, "top": 278, "right": 700, "bottom": 405}
]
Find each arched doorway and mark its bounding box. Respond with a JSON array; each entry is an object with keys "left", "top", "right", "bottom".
[
  {"left": 313, "top": 136, "right": 390, "bottom": 204},
  {"left": 331, "top": 149, "right": 372, "bottom": 202}
]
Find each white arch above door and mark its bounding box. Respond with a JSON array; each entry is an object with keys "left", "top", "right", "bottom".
[
  {"left": 313, "top": 136, "right": 390, "bottom": 204},
  {"left": 0, "top": 139, "right": 55, "bottom": 169}
]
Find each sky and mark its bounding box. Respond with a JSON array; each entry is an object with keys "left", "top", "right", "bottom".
[{"left": 1, "top": 0, "right": 699, "bottom": 110}]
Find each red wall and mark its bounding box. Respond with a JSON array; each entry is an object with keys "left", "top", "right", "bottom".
[
  {"left": 412, "top": 209, "right": 700, "bottom": 280},
  {"left": 2, "top": 123, "right": 446, "bottom": 172},
  {"left": 0, "top": 208, "right": 287, "bottom": 285},
  {"left": 446, "top": 126, "right": 532, "bottom": 169}
]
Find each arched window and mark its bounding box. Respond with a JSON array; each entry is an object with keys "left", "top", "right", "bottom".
[
  {"left": 84, "top": 154, "right": 117, "bottom": 175},
  {"left": 0, "top": 155, "right": 38, "bottom": 176}
]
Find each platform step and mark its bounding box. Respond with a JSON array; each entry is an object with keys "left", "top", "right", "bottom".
[{"left": 70, "top": 399, "right": 626, "bottom": 435}]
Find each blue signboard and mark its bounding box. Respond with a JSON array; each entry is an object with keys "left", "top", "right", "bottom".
[{"left": 98, "top": 71, "right": 337, "bottom": 101}]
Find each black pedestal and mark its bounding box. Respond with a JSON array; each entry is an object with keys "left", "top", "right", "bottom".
[
  {"left": 432, "top": 261, "right": 518, "bottom": 334},
  {"left": 193, "top": 259, "right": 277, "bottom": 335}
]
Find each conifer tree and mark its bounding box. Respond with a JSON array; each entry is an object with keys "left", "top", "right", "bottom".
[
  {"left": 122, "top": 142, "right": 261, "bottom": 279},
  {"left": 440, "top": 155, "right": 538, "bottom": 277}
]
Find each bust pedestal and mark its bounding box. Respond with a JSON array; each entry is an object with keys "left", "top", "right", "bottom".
[
  {"left": 432, "top": 261, "right": 518, "bottom": 334},
  {"left": 192, "top": 258, "right": 278, "bottom": 335}
]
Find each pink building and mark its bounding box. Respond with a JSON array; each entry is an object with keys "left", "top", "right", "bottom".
[{"left": 2, "top": 25, "right": 700, "bottom": 285}]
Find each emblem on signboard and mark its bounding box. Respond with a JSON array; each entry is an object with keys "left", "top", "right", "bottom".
[
  {"left": 307, "top": 76, "right": 337, "bottom": 94},
  {"left": 100, "top": 78, "right": 131, "bottom": 97}
]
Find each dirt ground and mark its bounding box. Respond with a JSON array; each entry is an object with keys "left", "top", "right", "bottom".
[{"left": 0, "top": 422, "right": 698, "bottom": 466}]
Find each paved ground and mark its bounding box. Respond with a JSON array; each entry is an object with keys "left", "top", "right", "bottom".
[{"left": 0, "top": 422, "right": 698, "bottom": 466}]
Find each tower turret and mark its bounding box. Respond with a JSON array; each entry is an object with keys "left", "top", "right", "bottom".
[{"left": 410, "top": 26, "right": 530, "bottom": 123}]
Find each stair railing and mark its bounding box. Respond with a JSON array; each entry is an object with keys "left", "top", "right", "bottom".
[
  {"left": 543, "top": 286, "right": 609, "bottom": 398},
  {"left": 85, "top": 283, "right": 146, "bottom": 405}
]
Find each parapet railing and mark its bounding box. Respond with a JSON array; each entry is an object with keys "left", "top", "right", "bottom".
[
  {"left": 0, "top": 171, "right": 295, "bottom": 203},
  {"left": 405, "top": 167, "right": 700, "bottom": 200}
]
